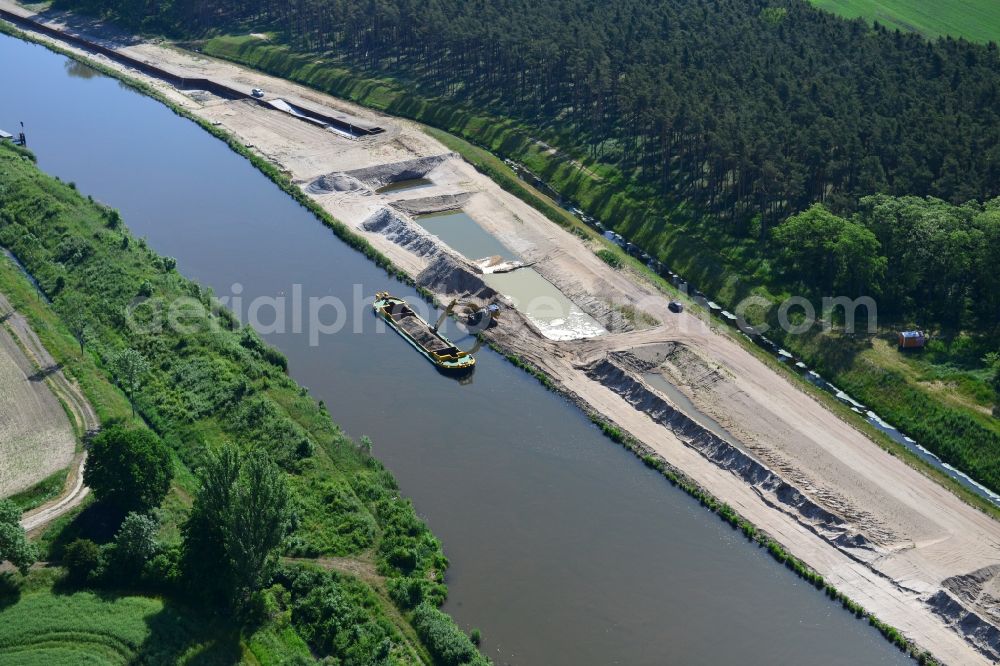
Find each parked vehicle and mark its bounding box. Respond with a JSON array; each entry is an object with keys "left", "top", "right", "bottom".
[
  {"left": 668, "top": 301, "right": 684, "bottom": 313},
  {"left": 898, "top": 330, "right": 926, "bottom": 350},
  {"left": 251, "top": 88, "right": 265, "bottom": 98}
]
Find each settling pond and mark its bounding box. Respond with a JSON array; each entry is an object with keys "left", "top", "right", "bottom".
[
  {"left": 0, "top": 33, "right": 909, "bottom": 665},
  {"left": 412, "top": 210, "right": 605, "bottom": 340}
]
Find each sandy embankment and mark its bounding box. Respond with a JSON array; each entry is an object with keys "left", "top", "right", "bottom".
[{"left": 3, "top": 4, "right": 1000, "bottom": 662}]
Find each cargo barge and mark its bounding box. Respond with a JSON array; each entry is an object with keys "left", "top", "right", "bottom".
[{"left": 373, "top": 292, "right": 476, "bottom": 372}]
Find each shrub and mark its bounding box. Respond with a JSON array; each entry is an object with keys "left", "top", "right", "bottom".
[
  {"left": 111, "top": 512, "right": 160, "bottom": 579},
  {"left": 55, "top": 235, "right": 92, "bottom": 265},
  {"left": 387, "top": 576, "right": 445, "bottom": 610},
  {"left": 63, "top": 538, "right": 102, "bottom": 583},
  {"left": 595, "top": 248, "right": 622, "bottom": 269},
  {"left": 144, "top": 545, "right": 182, "bottom": 591},
  {"left": 278, "top": 566, "right": 399, "bottom": 663},
  {"left": 104, "top": 208, "right": 122, "bottom": 228},
  {"left": 239, "top": 327, "right": 288, "bottom": 371},
  {"left": 412, "top": 603, "right": 488, "bottom": 666}
]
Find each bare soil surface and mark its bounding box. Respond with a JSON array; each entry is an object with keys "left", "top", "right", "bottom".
[
  {"left": 0, "top": 299, "right": 76, "bottom": 499},
  {"left": 0, "top": 293, "right": 96, "bottom": 531},
  {"left": 4, "top": 5, "right": 1000, "bottom": 662}
]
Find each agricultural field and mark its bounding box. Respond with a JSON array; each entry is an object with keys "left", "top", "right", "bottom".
[
  {"left": 0, "top": 321, "right": 75, "bottom": 499},
  {"left": 809, "top": 0, "right": 1000, "bottom": 43}
]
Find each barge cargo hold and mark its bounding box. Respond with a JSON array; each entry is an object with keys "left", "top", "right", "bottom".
[{"left": 373, "top": 291, "right": 475, "bottom": 372}]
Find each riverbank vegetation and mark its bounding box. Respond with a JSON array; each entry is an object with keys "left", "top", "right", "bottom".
[{"left": 0, "top": 141, "right": 485, "bottom": 664}]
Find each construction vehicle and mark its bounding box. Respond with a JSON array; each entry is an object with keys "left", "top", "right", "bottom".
[
  {"left": 373, "top": 292, "right": 475, "bottom": 373},
  {"left": 432, "top": 298, "right": 503, "bottom": 333}
]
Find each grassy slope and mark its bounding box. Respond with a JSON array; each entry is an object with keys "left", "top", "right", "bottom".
[
  {"left": 0, "top": 136, "right": 475, "bottom": 662},
  {"left": 0, "top": 575, "right": 226, "bottom": 665},
  {"left": 6, "top": 469, "right": 70, "bottom": 513},
  {"left": 0, "top": 569, "right": 307, "bottom": 665},
  {"left": 197, "top": 34, "right": 1000, "bottom": 502},
  {"left": 808, "top": 0, "right": 1000, "bottom": 43}
]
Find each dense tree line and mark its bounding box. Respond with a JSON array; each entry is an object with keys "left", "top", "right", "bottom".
[
  {"left": 773, "top": 195, "right": 1000, "bottom": 330},
  {"left": 62, "top": 0, "right": 1000, "bottom": 235}
]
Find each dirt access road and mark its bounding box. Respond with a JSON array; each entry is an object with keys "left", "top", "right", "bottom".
[
  {"left": 2, "top": 4, "right": 999, "bottom": 662},
  {"left": 0, "top": 293, "right": 96, "bottom": 532}
]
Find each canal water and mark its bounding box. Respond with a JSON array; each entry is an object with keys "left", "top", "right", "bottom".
[{"left": 0, "top": 33, "right": 909, "bottom": 665}]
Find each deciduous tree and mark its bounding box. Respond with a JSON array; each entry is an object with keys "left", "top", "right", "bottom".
[
  {"left": 181, "top": 444, "right": 290, "bottom": 614},
  {"left": 111, "top": 348, "right": 148, "bottom": 417},
  {"left": 83, "top": 426, "right": 173, "bottom": 513},
  {"left": 0, "top": 499, "right": 37, "bottom": 576}
]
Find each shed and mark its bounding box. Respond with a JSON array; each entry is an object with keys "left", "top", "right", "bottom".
[
  {"left": 898, "top": 330, "right": 926, "bottom": 349},
  {"left": 0, "top": 130, "right": 13, "bottom": 141}
]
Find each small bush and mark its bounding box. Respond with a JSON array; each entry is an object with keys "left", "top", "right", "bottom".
[
  {"left": 63, "top": 538, "right": 103, "bottom": 583},
  {"left": 595, "top": 248, "right": 622, "bottom": 269},
  {"left": 412, "top": 602, "right": 488, "bottom": 666}
]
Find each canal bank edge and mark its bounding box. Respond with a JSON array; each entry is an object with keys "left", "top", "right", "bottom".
[
  {"left": 483, "top": 338, "right": 937, "bottom": 664},
  {"left": 194, "top": 25, "right": 1000, "bottom": 523},
  {"left": 186, "top": 34, "right": 1000, "bottom": 523},
  {"left": 0, "top": 15, "right": 962, "bottom": 664}
]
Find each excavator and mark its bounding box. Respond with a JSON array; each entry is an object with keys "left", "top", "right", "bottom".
[{"left": 432, "top": 297, "right": 502, "bottom": 335}]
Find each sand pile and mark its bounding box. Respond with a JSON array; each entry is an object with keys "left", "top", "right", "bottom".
[
  {"left": 361, "top": 208, "right": 442, "bottom": 259},
  {"left": 417, "top": 254, "right": 497, "bottom": 299},
  {"left": 305, "top": 172, "right": 370, "bottom": 195}
]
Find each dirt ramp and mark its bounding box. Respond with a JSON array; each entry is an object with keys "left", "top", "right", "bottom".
[
  {"left": 391, "top": 193, "right": 471, "bottom": 215},
  {"left": 584, "top": 355, "right": 882, "bottom": 562},
  {"left": 345, "top": 153, "right": 456, "bottom": 189}
]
